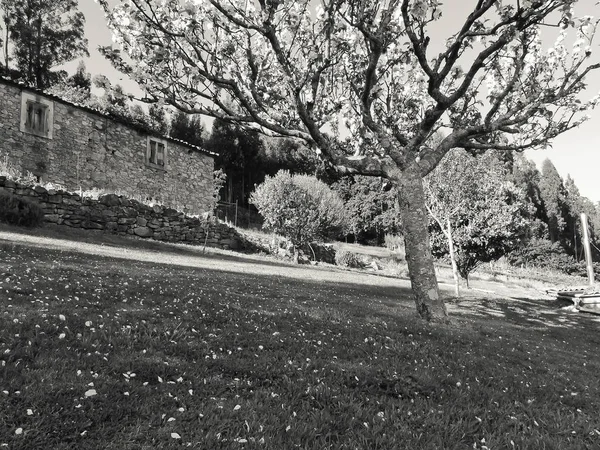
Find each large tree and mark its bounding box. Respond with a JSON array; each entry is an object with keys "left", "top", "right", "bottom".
[
  {"left": 539, "top": 158, "right": 568, "bottom": 244},
  {"left": 98, "top": 0, "right": 600, "bottom": 321},
  {"left": 2, "top": 0, "right": 88, "bottom": 89}
]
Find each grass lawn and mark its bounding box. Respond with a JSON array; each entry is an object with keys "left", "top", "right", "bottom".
[{"left": 1, "top": 226, "right": 600, "bottom": 449}]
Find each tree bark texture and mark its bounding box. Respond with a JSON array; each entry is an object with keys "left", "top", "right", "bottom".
[{"left": 396, "top": 164, "right": 448, "bottom": 321}]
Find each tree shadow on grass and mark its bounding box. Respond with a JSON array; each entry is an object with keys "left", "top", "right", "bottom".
[{"left": 449, "top": 294, "right": 600, "bottom": 341}]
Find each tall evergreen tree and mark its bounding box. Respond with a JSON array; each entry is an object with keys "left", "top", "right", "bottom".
[
  {"left": 206, "top": 119, "right": 264, "bottom": 206},
  {"left": 539, "top": 159, "right": 567, "bottom": 244},
  {"left": 4, "top": 0, "right": 88, "bottom": 88},
  {"left": 67, "top": 60, "right": 91, "bottom": 91},
  {"left": 169, "top": 110, "right": 204, "bottom": 147}
]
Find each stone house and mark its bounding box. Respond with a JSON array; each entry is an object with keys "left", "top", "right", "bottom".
[{"left": 0, "top": 77, "right": 214, "bottom": 214}]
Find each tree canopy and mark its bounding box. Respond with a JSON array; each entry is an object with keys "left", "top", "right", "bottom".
[
  {"left": 425, "top": 150, "right": 530, "bottom": 285},
  {"left": 0, "top": 0, "right": 88, "bottom": 88},
  {"left": 99, "top": 0, "right": 600, "bottom": 321}
]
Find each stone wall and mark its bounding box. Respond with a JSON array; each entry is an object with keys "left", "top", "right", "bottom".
[
  {"left": 0, "top": 79, "right": 214, "bottom": 215},
  {"left": 0, "top": 178, "right": 241, "bottom": 250}
]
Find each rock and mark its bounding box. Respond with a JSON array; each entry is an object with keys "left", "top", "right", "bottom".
[
  {"left": 33, "top": 185, "right": 47, "bottom": 194},
  {"left": 82, "top": 220, "right": 104, "bottom": 230},
  {"left": 136, "top": 217, "right": 148, "bottom": 227},
  {"left": 99, "top": 193, "right": 121, "bottom": 207},
  {"left": 133, "top": 226, "right": 153, "bottom": 237}
]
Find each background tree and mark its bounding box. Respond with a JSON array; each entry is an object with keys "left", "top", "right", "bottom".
[
  {"left": 260, "top": 137, "right": 320, "bottom": 178},
  {"left": 206, "top": 118, "right": 264, "bottom": 206},
  {"left": 425, "top": 150, "right": 531, "bottom": 289},
  {"left": 332, "top": 176, "right": 401, "bottom": 245},
  {"left": 3, "top": 0, "right": 88, "bottom": 88},
  {"left": 538, "top": 159, "right": 568, "bottom": 245},
  {"left": 148, "top": 103, "right": 169, "bottom": 135},
  {"left": 508, "top": 155, "right": 547, "bottom": 238},
  {"left": 47, "top": 60, "right": 92, "bottom": 104},
  {"left": 170, "top": 110, "right": 205, "bottom": 147},
  {"left": 99, "top": 0, "right": 600, "bottom": 321}
]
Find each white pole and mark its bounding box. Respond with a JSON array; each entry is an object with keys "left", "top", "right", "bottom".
[{"left": 580, "top": 213, "right": 595, "bottom": 286}]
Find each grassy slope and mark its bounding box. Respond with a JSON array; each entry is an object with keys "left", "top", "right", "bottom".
[{"left": 1, "top": 227, "right": 599, "bottom": 449}]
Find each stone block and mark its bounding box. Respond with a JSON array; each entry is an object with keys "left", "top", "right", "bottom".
[
  {"left": 105, "top": 221, "right": 118, "bottom": 231},
  {"left": 121, "top": 207, "right": 138, "bottom": 217},
  {"left": 117, "top": 217, "right": 137, "bottom": 225},
  {"left": 82, "top": 220, "right": 104, "bottom": 230},
  {"left": 44, "top": 214, "right": 59, "bottom": 223},
  {"left": 48, "top": 194, "right": 62, "bottom": 204},
  {"left": 136, "top": 217, "right": 148, "bottom": 227},
  {"left": 133, "top": 226, "right": 153, "bottom": 237},
  {"left": 102, "top": 209, "right": 117, "bottom": 217},
  {"left": 99, "top": 193, "right": 121, "bottom": 207},
  {"left": 33, "top": 185, "right": 47, "bottom": 194}
]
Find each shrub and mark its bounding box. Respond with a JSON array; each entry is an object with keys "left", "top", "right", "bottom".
[
  {"left": 384, "top": 233, "right": 404, "bottom": 252},
  {"left": 0, "top": 191, "right": 44, "bottom": 227},
  {"left": 250, "top": 170, "right": 347, "bottom": 261},
  {"left": 335, "top": 249, "right": 363, "bottom": 268}
]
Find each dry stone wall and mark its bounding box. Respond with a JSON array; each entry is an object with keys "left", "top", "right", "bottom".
[
  {"left": 0, "top": 178, "right": 241, "bottom": 250},
  {"left": 0, "top": 79, "right": 214, "bottom": 215}
]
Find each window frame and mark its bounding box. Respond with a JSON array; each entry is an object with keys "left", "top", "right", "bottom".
[
  {"left": 20, "top": 91, "right": 54, "bottom": 139},
  {"left": 146, "top": 136, "right": 168, "bottom": 170}
]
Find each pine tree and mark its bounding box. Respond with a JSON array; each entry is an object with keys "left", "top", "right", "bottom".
[
  {"left": 169, "top": 110, "right": 204, "bottom": 147},
  {"left": 4, "top": 0, "right": 88, "bottom": 88},
  {"left": 539, "top": 159, "right": 568, "bottom": 244}
]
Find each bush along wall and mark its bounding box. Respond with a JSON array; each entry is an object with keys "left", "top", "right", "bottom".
[{"left": 0, "top": 177, "right": 241, "bottom": 250}]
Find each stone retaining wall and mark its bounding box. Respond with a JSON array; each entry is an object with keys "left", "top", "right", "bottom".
[{"left": 0, "top": 178, "right": 241, "bottom": 250}]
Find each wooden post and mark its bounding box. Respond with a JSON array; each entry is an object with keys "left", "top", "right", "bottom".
[
  {"left": 234, "top": 200, "right": 238, "bottom": 228},
  {"left": 581, "top": 213, "right": 595, "bottom": 286}
]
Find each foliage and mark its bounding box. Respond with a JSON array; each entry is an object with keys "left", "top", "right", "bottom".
[
  {"left": 206, "top": 118, "right": 265, "bottom": 206},
  {"left": 334, "top": 248, "right": 363, "bottom": 268},
  {"left": 0, "top": 191, "right": 44, "bottom": 227},
  {"left": 250, "top": 170, "right": 345, "bottom": 256},
  {"left": 384, "top": 233, "right": 404, "bottom": 252},
  {"left": 99, "top": 0, "right": 600, "bottom": 320},
  {"left": 260, "top": 137, "right": 320, "bottom": 177},
  {"left": 425, "top": 150, "right": 531, "bottom": 281},
  {"left": 507, "top": 238, "right": 582, "bottom": 274},
  {"left": 332, "top": 175, "right": 400, "bottom": 244},
  {"left": 1, "top": 0, "right": 88, "bottom": 89},
  {"left": 212, "top": 169, "right": 226, "bottom": 213},
  {"left": 148, "top": 103, "right": 169, "bottom": 135},
  {"left": 539, "top": 159, "right": 568, "bottom": 244},
  {"left": 169, "top": 110, "right": 204, "bottom": 147},
  {"left": 0, "top": 153, "right": 36, "bottom": 184},
  {"left": 292, "top": 174, "right": 348, "bottom": 240}
]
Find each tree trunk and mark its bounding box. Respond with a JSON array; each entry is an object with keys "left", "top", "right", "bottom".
[
  {"left": 396, "top": 165, "right": 447, "bottom": 321},
  {"left": 446, "top": 218, "right": 460, "bottom": 298}
]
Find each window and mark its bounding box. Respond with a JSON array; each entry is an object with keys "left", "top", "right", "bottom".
[
  {"left": 26, "top": 101, "right": 48, "bottom": 133},
  {"left": 20, "top": 91, "right": 54, "bottom": 139},
  {"left": 146, "top": 137, "right": 167, "bottom": 169}
]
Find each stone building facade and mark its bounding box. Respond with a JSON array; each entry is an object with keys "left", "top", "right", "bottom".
[{"left": 0, "top": 78, "right": 214, "bottom": 214}]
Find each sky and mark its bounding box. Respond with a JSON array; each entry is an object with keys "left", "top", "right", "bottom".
[{"left": 75, "top": 0, "right": 600, "bottom": 203}]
